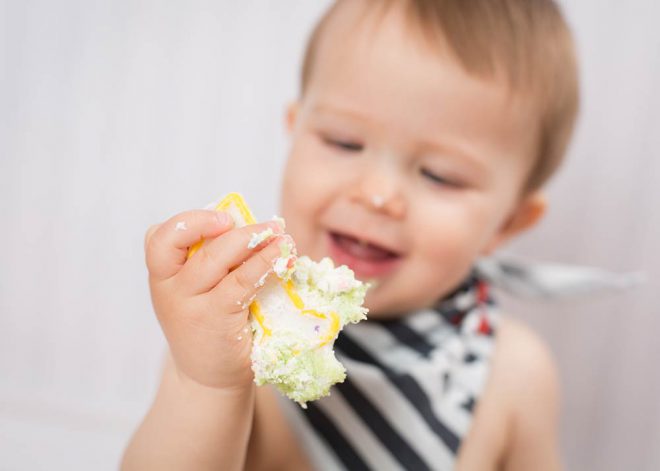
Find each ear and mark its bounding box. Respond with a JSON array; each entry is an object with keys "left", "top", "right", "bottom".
[
  {"left": 285, "top": 101, "right": 300, "bottom": 135},
  {"left": 481, "top": 191, "right": 547, "bottom": 256}
]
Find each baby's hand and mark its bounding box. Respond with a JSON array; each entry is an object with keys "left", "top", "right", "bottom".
[{"left": 145, "top": 210, "right": 290, "bottom": 391}]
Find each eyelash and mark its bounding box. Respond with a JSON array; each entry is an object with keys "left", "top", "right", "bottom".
[
  {"left": 320, "top": 134, "right": 462, "bottom": 188},
  {"left": 420, "top": 168, "right": 461, "bottom": 188},
  {"left": 322, "top": 136, "right": 364, "bottom": 153}
]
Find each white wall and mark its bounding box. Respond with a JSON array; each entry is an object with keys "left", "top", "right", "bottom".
[{"left": 1, "top": 1, "right": 658, "bottom": 470}]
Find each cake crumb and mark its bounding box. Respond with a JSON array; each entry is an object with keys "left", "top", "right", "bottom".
[{"left": 248, "top": 228, "right": 275, "bottom": 249}]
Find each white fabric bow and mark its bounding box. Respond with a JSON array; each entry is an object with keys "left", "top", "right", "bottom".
[{"left": 475, "top": 254, "right": 646, "bottom": 300}]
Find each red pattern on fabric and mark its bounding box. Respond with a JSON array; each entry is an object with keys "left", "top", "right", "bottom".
[
  {"left": 476, "top": 281, "right": 492, "bottom": 335},
  {"left": 477, "top": 315, "right": 492, "bottom": 335}
]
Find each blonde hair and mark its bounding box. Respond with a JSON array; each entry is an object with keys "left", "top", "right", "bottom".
[{"left": 300, "top": 0, "right": 580, "bottom": 193}]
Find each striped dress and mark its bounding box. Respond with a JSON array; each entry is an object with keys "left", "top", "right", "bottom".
[{"left": 279, "top": 273, "right": 499, "bottom": 471}]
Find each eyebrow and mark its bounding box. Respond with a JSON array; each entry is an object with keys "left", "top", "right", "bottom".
[{"left": 309, "top": 102, "right": 367, "bottom": 122}]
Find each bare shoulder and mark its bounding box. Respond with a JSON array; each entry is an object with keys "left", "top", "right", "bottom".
[
  {"left": 494, "top": 316, "right": 560, "bottom": 403},
  {"left": 492, "top": 316, "right": 563, "bottom": 471}
]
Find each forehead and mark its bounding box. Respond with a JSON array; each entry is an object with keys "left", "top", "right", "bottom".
[{"left": 303, "top": 0, "right": 539, "bottom": 176}]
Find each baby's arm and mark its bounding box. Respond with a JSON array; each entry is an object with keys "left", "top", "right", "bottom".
[
  {"left": 498, "top": 318, "right": 563, "bottom": 471},
  {"left": 121, "top": 210, "right": 290, "bottom": 470},
  {"left": 456, "top": 316, "right": 562, "bottom": 470},
  {"left": 121, "top": 352, "right": 255, "bottom": 470}
]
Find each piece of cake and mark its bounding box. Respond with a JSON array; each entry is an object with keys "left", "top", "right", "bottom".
[
  {"left": 250, "top": 255, "right": 367, "bottom": 407},
  {"left": 189, "top": 193, "right": 368, "bottom": 407}
]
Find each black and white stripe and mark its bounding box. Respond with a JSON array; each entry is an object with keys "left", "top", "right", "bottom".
[{"left": 283, "top": 275, "right": 498, "bottom": 470}]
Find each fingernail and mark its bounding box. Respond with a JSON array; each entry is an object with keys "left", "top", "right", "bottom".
[
  {"left": 271, "top": 215, "right": 286, "bottom": 231},
  {"left": 281, "top": 234, "right": 297, "bottom": 253},
  {"left": 268, "top": 221, "right": 285, "bottom": 234}
]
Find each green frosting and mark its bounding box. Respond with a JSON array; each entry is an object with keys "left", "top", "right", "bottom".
[
  {"left": 251, "top": 256, "right": 368, "bottom": 407},
  {"left": 251, "top": 332, "right": 347, "bottom": 406}
]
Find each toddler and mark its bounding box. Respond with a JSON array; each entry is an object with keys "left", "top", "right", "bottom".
[{"left": 123, "top": 0, "right": 578, "bottom": 469}]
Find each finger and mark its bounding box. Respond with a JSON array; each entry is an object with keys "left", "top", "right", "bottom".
[
  {"left": 144, "top": 224, "right": 162, "bottom": 252},
  {"left": 177, "top": 220, "right": 286, "bottom": 294},
  {"left": 145, "top": 210, "right": 234, "bottom": 281},
  {"left": 208, "top": 234, "right": 296, "bottom": 313}
]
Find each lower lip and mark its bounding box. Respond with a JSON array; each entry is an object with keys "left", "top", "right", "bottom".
[{"left": 326, "top": 232, "right": 403, "bottom": 281}]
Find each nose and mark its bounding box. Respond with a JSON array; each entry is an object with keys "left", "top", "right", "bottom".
[{"left": 349, "top": 161, "right": 406, "bottom": 219}]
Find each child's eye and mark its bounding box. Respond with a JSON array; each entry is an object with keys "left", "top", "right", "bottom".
[
  {"left": 420, "top": 168, "right": 462, "bottom": 188},
  {"left": 323, "top": 137, "right": 364, "bottom": 153}
]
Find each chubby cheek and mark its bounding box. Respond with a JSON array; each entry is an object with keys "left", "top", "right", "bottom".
[
  {"left": 412, "top": 228, "right": 476, "bottom": 298},
  {"left": 279, "top": 139, "right": 336, "bottom": 259},
  {"left": 396, "top": 206, "right": 494, "bottom": 311},
  {"left": 281, "top": 159, "right": 314, "bottom": 255}
]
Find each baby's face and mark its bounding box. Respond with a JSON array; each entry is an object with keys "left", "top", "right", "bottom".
[{"left": 280, "top": 1, "right": 539, "bottom": 317}]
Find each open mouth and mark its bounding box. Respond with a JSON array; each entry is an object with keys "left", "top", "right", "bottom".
[{"left": 327, "top": 231, "right": 403, "bottom": 280}]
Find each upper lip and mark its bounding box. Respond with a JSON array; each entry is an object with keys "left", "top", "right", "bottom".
[{"left": 328, "top": 228, "right": 405, "bottom": 256}]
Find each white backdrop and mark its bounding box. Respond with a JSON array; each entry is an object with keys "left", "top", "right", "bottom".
[{"left": 1, "top": 1, "right": 658, "bottom": 470}]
